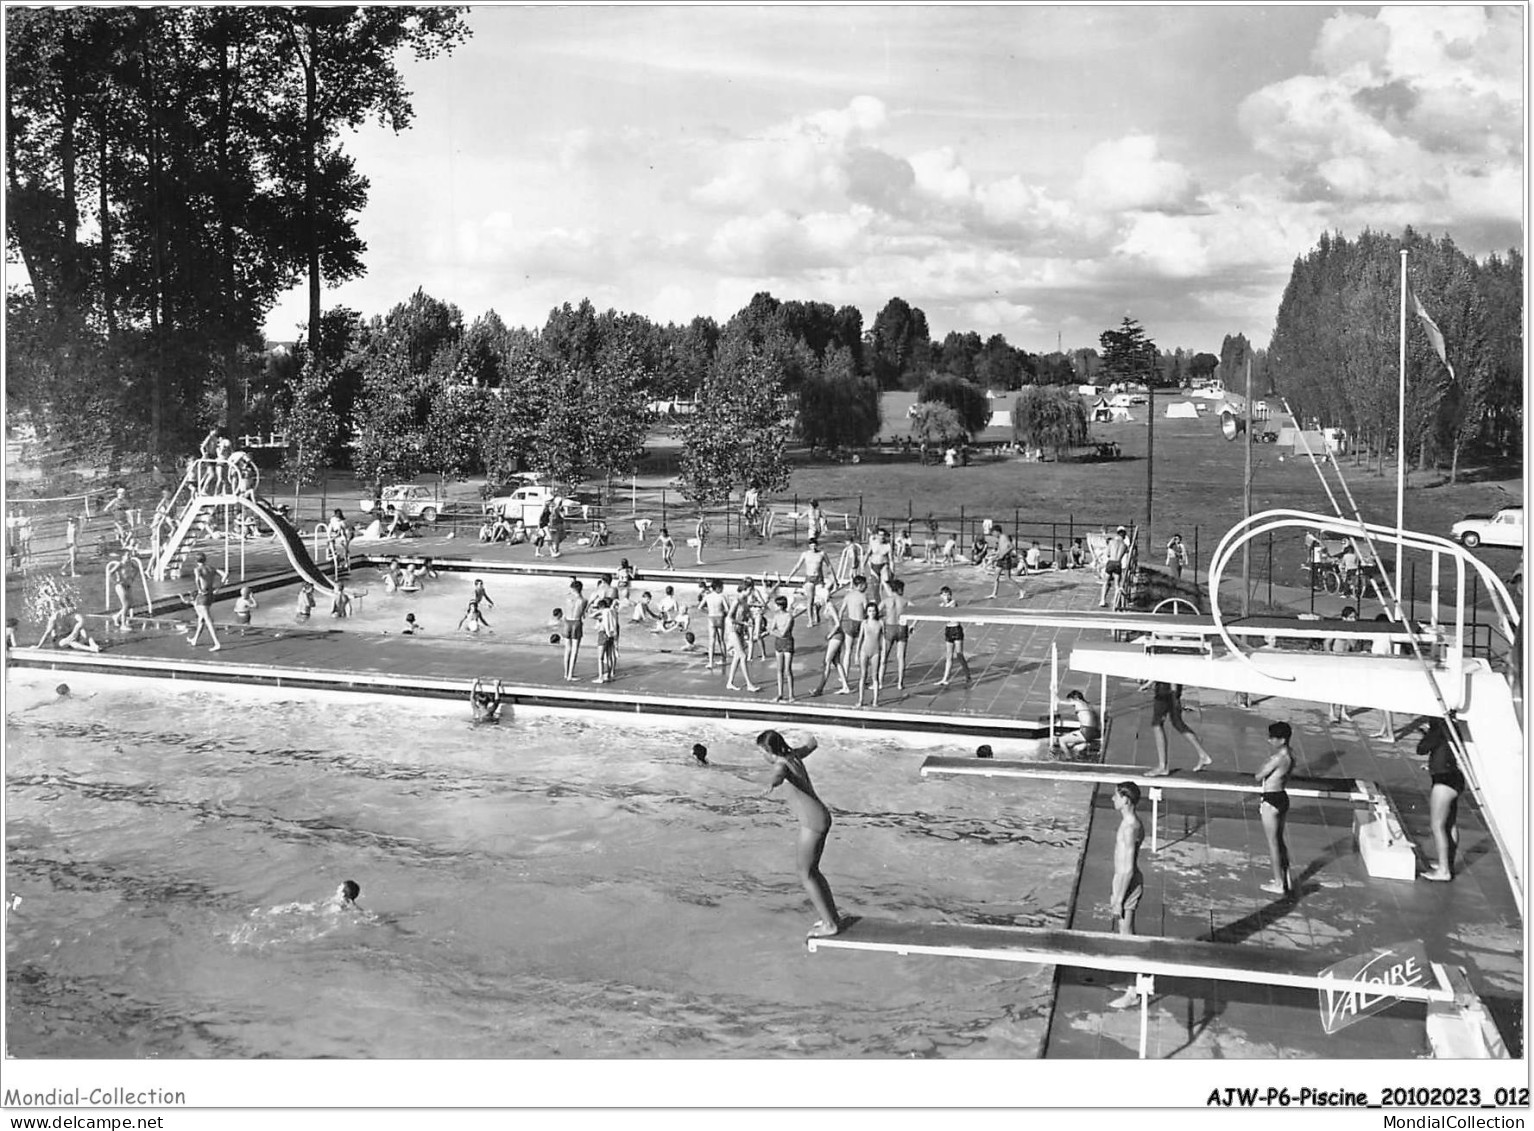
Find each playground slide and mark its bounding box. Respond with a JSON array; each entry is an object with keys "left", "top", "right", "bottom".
[{"left": 160, "top": 494, "right": 340, "bottom": 596}]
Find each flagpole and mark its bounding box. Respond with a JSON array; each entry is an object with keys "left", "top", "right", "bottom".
[{"left": 1396, "top": 249, "right": 1407, "bottom": 615}]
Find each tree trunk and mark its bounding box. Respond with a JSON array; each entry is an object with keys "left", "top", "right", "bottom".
[
  {"left": 216, "top": 37, "right": 243, "bottom": 439},
  {"left": 98, "top": 116, "right": 116, "bottom": 336},
  {"left": 145, "top": 41, "right": 166, "bottom": 458},
  {"left": 304, "top": 20, "right": 322, "bottom": 372}
]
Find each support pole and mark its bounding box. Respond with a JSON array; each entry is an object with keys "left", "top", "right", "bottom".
[
  {"left": 1242, "top": 356, "right": 1252, "bottom": 617},
  {"left": 1049, "top": 643, "right": 1059, "bottom": 745},
  {"left": 1396, "top": 249, "right": 1408, "bottom": 617}
]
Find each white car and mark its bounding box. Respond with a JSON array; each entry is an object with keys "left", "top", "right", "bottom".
[
  {"left": 1452, "top": 506, "right": 1524, "bottom": 549},
  {"left": 486, "top": 484, "right": 579, "bottom": 526},
  {"left": 360, "top": 484, "right": 442, "bottom": 523}
]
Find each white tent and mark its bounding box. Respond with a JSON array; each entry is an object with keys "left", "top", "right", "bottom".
[
  {"left": 1077, "top": 384, "right": 1100, "bottom": 397},
  {"left": 1110, "top": 405, "right": 1132, "bottom": 422},
  {"left": 1090, "top": 397, "right": 1113, "bottom": 423},
  {"left": 1164, "top": 401, "right": 1200, "bottom": 419},
  {"left": 987, "top": 410, "right": 1013, "bottom": 429}
]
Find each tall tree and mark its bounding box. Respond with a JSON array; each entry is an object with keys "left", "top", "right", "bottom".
[
  {"left": 1099, "top": 316, "right": 1158, "bottom": 385},
  {"left": 265, "top": 6, "right": 470, "bottom": 366},
  {"left": 679, "top": 327, "right": 792, "bottom": 506},
  {"left": 868, "top": 297, "right": 931, "bottom": 390},
  {"left": 798, "top": 346, "right": 881, "bottom": 450}
]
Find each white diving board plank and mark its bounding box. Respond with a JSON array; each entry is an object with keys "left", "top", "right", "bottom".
[
  {"left": 919, "top": 756, "right": 1368, "bottom": 801},
  {"left": 902, "top": 609, "right": 1436, "bottom": 644},
  {"left": 806, "top": 919, "right": 1453, "bottom": 1003},
  {"left": 1067, "top": 641, "right": 1460, "bottom": 714}
]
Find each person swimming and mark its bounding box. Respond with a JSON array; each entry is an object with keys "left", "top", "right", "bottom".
[
  {"left": 329, "top": 880, "right": 361, "bottom": 911},
  {"left": 692, "top": 743, "right": 709, "bottom": 765}
]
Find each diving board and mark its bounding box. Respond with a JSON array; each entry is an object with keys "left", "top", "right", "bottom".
[
  {"left": 902, "top": 608, "right": 1439, "bottom": 646},
  {"left": 807, "top": 918, "right": 1472, "bottom": 1058},
  {"left": 806, "top": 918, "right": 1451, "bottom": 1001},
  {"left": 919, "top": 756, "right": 1367, "bottom": 801},
  {"left": 1067, "top": 640, "right": 1461, "bottom": 714}
]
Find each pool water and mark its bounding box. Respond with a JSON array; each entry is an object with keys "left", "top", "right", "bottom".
[{"left": 4, "top": 671, "right": 1091, "bottom": 1058}]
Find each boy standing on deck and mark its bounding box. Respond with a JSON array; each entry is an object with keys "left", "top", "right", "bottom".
[
  {"left": 757, "top": 730, "right": 841, "bottom": 938},
  {"left": 1255, "top": 721, "right": 1295, "bottom": 896},
  {"left": 1107, "top": 781, "right": 1145, "bottom": 1009}
]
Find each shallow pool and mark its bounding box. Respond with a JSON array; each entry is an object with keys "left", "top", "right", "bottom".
[{"left": 4, "top": 670, "right": 1091, "bottom": 1058}]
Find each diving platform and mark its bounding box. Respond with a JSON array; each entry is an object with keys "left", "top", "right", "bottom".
[
  {"left": 918, "top": 755, "right": 1366, "bottom": 800},
  {"left": 1067, "top": 640, "right": 1459, "bottom": 714},
  {"left": 807, "top": 918, "right": 1497, "bottom": 1058},
  {"left": 920, "top": 755, "right": 1416, "bottom": 879}
]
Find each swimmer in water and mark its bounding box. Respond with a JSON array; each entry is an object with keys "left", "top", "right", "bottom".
[
  {"left": 692, "top": 743, "right": 709, "bottom": 765},
  {"left": 757, "top": 729, "right": 841, "bottom": 937},
  {"left": 471, "top": 678, "right": 504, "bottom": 724},
  {"left": 327, "top": 880, "right": 361, "bottom": 912}
]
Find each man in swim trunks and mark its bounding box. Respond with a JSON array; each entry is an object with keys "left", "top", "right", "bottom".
[
  {"left": 839, "top": 575, "right": 869, "bottom": 646},
  {"left": 789, "top": 538, "right": 830, "bottom": 626},
  {"left": 1099, "top": 526, "right": 1127, "bottom": 607},
  {"left": 766, "top": 594, "right": 798, "bottom": 702},
  {"left": 879, "top": 578, "right": 912, "bottom": 690},
  {"left": 700, "top": 579, "right": 729, "bottom": 670},
  {"left": 1144, "top": 680, "right": 1212, "bottom": 775},
  {"left": 1054, "top": 689, "right": 1102, "bottom": 760},
  {"left": 187, "top": 552, "right": 224, "bottom": 651},
  {"left": 562, "top": 579, "right": 588, "bottom": 680},
  {"left": 1107, "top": 781, "right": 1145, "bottom": 1009},
  {"left": 937, "top": 585, "right": 971, "bottom": 687},
  {"left": 1255, "top": 720, "right": 1295, "bottom": 896}
]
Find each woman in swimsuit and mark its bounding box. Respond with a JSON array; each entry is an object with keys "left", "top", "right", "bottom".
[
  {"left": 854, "top": 603, "right": 885, "bottom": 708},
  {"left": 457, "top": 600, "right": 489, "bottom": 635},
  {"left": 1255, "top": 720, "right": 1295, "bottom": 896},
  {"left": 766, "top": 595, "right": 797, "bottom": 702},
  {"left": 1419, "top": 719, "right": 1464, "bottom": 882},
  {"left": 758, "top": 729, "right": 841, "bottom": 937}
]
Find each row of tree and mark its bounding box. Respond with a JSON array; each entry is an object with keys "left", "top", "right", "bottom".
[
  {"left": 5, "top": 5, "right": 471, "bottom": 464},
  {"left": 1268, "top": 228, "right": 1522, "bottom": 480}
]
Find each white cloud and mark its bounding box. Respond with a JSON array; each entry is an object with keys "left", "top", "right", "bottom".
[
  {"left": 1238, "top": 5, "right": 1521, "bottom": 225},
  {"left": 1076, "top": 135, "right": 1198, "bottom": 213},
  {"left": 910, "top": 147, "right": 974, "bottom": 203}
]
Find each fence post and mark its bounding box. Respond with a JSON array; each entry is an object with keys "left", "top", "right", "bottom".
[
  {"left": 959, "top": 506, "right": 965, "bottom": 553},
  {"left": 1267, "top": 531, "right": 1273, "bottom": 609},
  {"left": 1411, "top": 561, "right": 1418, "bottom": 625}
]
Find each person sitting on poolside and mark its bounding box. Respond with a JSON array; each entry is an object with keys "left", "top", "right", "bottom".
[
  {"left": 57, "top": 610, "right": 102, "bottom": 653},
  {"left": 1051, "top": 690, "right": 1102, "bottom": 760},
  {"left": 630, "top": 590, "right": 662, "bottom": 626},
  {"left": 470, "top": 678, "right": 504, "bottom": 723}
]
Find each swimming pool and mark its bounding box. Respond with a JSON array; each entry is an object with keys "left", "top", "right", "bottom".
[{"left": 4, "top": 670, "right": 1091, "bottom": 1058}]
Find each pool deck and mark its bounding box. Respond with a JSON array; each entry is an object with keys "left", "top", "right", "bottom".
[{"left": 6, "top": 528, "right": 1523, "bottom": 1059}]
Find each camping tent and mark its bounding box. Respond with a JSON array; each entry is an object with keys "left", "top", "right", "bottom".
[
  {"left": 1110, "top": 406, "right": 1132, "bottom": 422},
  {"left": 987, "top": 410, "right": 1013, "bottom": 429},
  {"left": 1275, "top": 427, "right": 1348, "bottom": 454},
  {"left": 1090, "top": 397, "right": 1113, "bottom": 423},
  {"left": 1164, "top": 402, "right": 1200, "bottom": 419}
]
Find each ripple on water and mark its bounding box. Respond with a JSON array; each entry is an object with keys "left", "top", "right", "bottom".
[{"left": 4, "top": 677, "right": 1086, "bottom": 1058}]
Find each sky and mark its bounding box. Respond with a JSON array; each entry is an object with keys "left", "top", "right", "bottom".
[{"left": 261, "top": 4, "right": 1526, "bottom": 356}]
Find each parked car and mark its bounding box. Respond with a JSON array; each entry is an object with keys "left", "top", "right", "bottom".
[
  {"left": 360, "top": 484, "right": 442, "bottom": 523},
  {"left": 1452, "top": 505, "right": 1524, "bottom": 549},
  {"left": 485, "top": 484, "right": 581, "bottom": 526}
]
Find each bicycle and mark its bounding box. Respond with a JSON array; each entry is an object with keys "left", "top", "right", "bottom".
[{"left": 1302, "top": 557, "right": 1344, "bottom": 595}]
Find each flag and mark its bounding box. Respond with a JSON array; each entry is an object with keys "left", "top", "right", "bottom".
[{"left": 1409, "top": 284, "right": 1457, "bottom": 382}]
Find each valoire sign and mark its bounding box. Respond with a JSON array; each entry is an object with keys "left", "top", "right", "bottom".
[{"left": 1317, "top": 939, "right": 1431, "bottom": 1034}]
